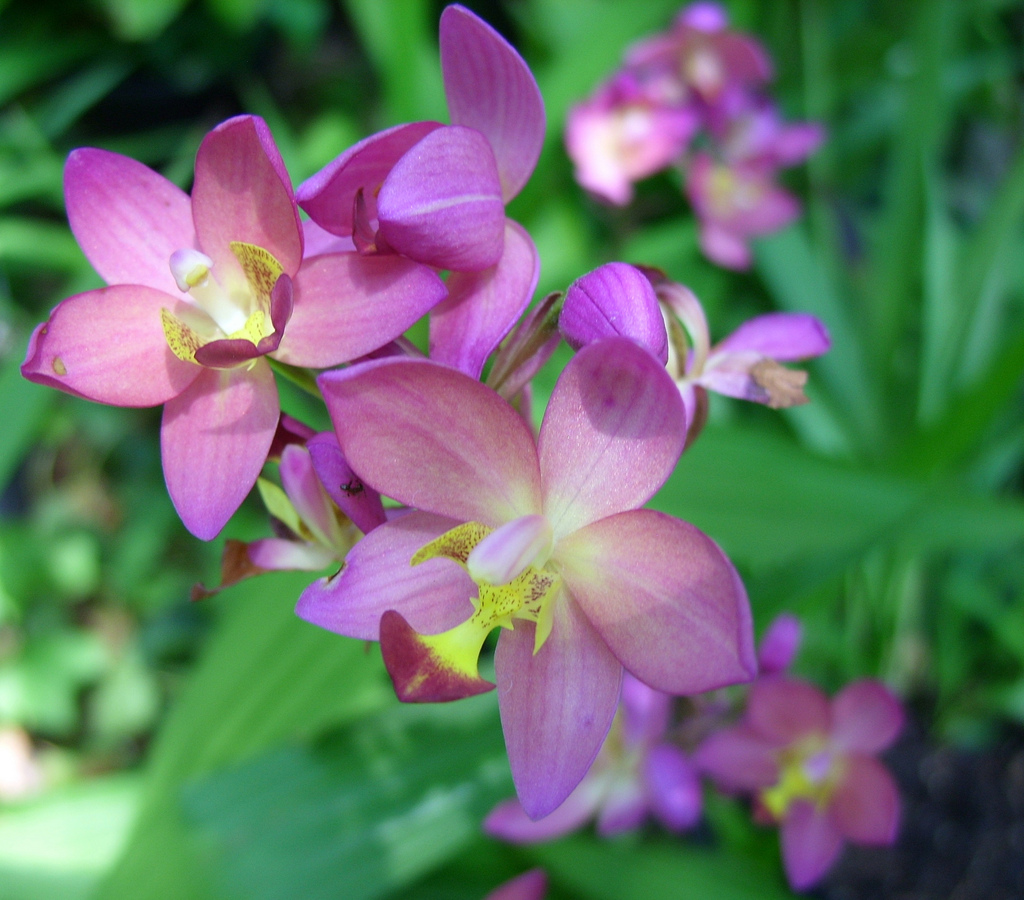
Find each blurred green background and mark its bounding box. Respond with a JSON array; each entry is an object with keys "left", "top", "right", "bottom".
[{"left": 1, "top": 0, "right": 1023, "bottom": 897}]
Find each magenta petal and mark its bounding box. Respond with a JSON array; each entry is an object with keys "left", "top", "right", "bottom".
[
  {"left": 539, "top": 337, "right": 686, "bottom": 537},
  {"left": 429, "top": 219, "right": 538, "bottom": 378},
  {"left": 619, "top": 672, "right": 672, "bottom": 746},
  {"left": 699, "top": 222, "right": 752, "bottom": 270},
  {"left": 715, "top": 312, "right": 831, "bottom": 361},
  {"left": 64, "top": 149, "right": 195, "bottom": 295},
  {"left": 279, "top": 443, "right": 336, "bottom": 544},
  {"left": 559, "top": 509, "right": 755, "bottom": 694},
  {"left": 693, "top": 726, "right": 778, "bottom": 791},
  {"left": 560, "top": 263, "right": 669, "bottom": 364},
  {"left": 484, "top": 778, "right": 603, "bottom": 844},
  {"left": 495, "top": 598, "right": 622, "bottom": 819},
  {"left": 781, "top": 801, "right": 844, "bottom": 891},
  {"left": 440, "top": 4, "right": 544, "bottom": 202},
  {"left": 295, "top": 510, "right": 474, "bottom": 640},
  {"left": 317, "top": 357, "right": 542, "bottom": 525},
  {"left": 377, "top": 125, "right": 505, "bottom": 272},
  {"left": 747, "top": 678, "right": 830, "bottom": 745},
  {"left": 160, "top": 361, "right": 279, "bottom": 540},
  {"left": 831, "top": 755, "right": 900, "bottom": 845},
  {"left": 645, "top": 744, "right": 702, "bottom": 831},
  {"left": 192, "top": 115, "right": 303, "bottom": 278},
  {"left": 21, "top": 286, "right": 199, "bottom": 406},
  {"left": 830, "top": 681, "right": 904, "bottom": 754},
  {"left": 306, "top": 432, "right": 386, "bottom": 534},
  {"left": 757, "top": 613, "right": 802, "bottom": 675},
  {"left": 276, "top": 253, "right": 446, "bottom": 368},
  {"left": 595, "top": 775, "right": 647, "bottom": 835},
  {"left": 247, "top": 537, "right": 336, "bottom": 572},
  {"left": 296, "top": 122, "right": 442, "bottom": 236},
  {"left": 483, "top": 869, "right": 548, "bottom": 900}
]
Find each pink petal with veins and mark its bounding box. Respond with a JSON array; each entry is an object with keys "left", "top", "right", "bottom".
[
  {"left": 318, "top": 357, "right": 542, "bottom": 525},
  {"left": 21, "top": 285, "right": 199, "bottom": 406},
  {"left": 440, "top": 4, "right": 544, "bottom": 202},
  {"left": 160, "top": 360, "right": 279, "bottom": 540},
  {"left": 496, "top": 599, "right": 622, "bottom": 819},
  {"left": 429, "top": 219, "right": 539, "bottom": 378},
  {"left": 558, "top": 509, "right": 755, "bottom": 694},
  {"left": 64, "top": 149, "right": 195, "bottom": 295},
  {"left": 715, "top": 312, "right": 830, "bottom": 361},
  {"left": 377, "top": 125, "right": 505, "bottom": 272},
  {"left": 538, "top": 338, "right": 685, "bottom": 538}
]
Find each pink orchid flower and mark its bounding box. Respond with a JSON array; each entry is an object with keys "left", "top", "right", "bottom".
[
  {"left": 559, "top": 264, "right": 830, "bottom": 437},
  {"left": 565, "top": 71, "right": 699, "bottom": 206},
  {"left": 625, "top": 2, "right": 772, "bottom": 106},
  {"left": 22, "top": 114, "right": 444, "bottom": 539},
  {"left": 483, "top": 869, "right": 547, "bottom": 900},
  {"left": 298, "top": 4, "right": 544, "bottom": 378},
  {"left": 695, "top": 677, "right": 903, "bottom": 891},
  {"left": 485, "top": 672, "right": 701, "bottom": 842},
  {"left": 297, "top": 336, "right": 755, "bottom": 818},
  {"left": 757, "top": 612, "right": 802, "bottom": 676}
]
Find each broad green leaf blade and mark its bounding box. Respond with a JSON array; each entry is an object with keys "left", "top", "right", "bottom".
[
  {"left": 182, "top": 698, "right": 511, "bottom": 900},
  {"left": 0, "top": 774, "right": 141, "bottom": 900},
  {"left": 97, "top": 570, "right": 393, "bottom": 900},
  {"left": 527, "top": 835, "right": 798, "bottom": 900}
]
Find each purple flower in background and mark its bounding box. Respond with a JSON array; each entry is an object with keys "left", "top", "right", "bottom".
[
  {"left": 483, "top": 870, "right": 547, "bottom": 900},
  {"left": 21, "top": 114, "right": 444, "bottom": 539},
  {"left": 299, "top": 4, "right": 544, "bottom": 378},
  {"left": 757, "top": 613, "right": 802, "bottom": 676},
  {"left": 696, "top": 677, "right": 903, "bottom": 891},
  {"left": 565, "top": 71, "right": 698, "bottom": 205},
  {"left": 298, "top": 337, "right": 755, "bottom": 818},
  {"left": 485, "top": 672, "right": 701, "bottom": 842}
]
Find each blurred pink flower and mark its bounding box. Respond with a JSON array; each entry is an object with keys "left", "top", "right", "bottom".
[
  {"left": 696, "top": 677, "right": 903, "bottom": 891},
  {"left": 485, "top": 672, "right": 701, "bottom": 842},
  {"left": 483, "top": 869, "right": 547, "bottom": 900},
  {"left": 298, "top": 337, "right": 755, "bottom": 819}
]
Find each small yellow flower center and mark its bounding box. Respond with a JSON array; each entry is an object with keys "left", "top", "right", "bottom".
[{"left": 760, "top": 737, "right": 844, "bottom": 820}]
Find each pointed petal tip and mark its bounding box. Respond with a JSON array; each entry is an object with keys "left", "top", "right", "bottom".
[{"left": 380, "top": 609, "right": 495, "bottom": 703}]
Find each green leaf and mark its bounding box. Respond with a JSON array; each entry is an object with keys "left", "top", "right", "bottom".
[
  {"left": 182, "top": 697, "right": 511, "bottom": 900},
  {"left": 527, "top": 835, "right": 798, "bottom": 900},
  {"left": 96, "top": 570, "right": 393, "bottom": 900},
  {"left": 0, "top": 351, "right": 56, "bottom": 494},
  {"left": 98, "top": 0, "right": 188, "bottom": 39},
  {"left": 0, "top": 774, "right": 141, "bottom": 900}
]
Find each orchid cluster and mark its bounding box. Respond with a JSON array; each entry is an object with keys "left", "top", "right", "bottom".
[
  {"left": 566, "top": 1, "right": 824, "bottom": 269},
  {"left": 20, "top": 2, "right": 897, "bottom": 893},
  {"left": 486, "top": 613, "right": 904, "bottom": 893}
]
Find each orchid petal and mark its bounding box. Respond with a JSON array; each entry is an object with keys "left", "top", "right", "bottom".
[
  {"left": 495, "top": 596, "right": 622, "bottom": 819},
  {"left": 830, "top": 681, "right": 904, "bottom": 754},
  {"left": 429, "top": 219, "right": 539, "bottom": 378},
  {"left": 296, "top": 122, "right": 442, "bottom": 236},
  {"left": 302, "top": 218, "right": 356, "bottom": 257},
  {"left": 560, "top": 262, "right": 668, "bottom": 363},
  {"left": 247, "top": 538, "right": 337, "bottom": 572},
  {"left": 831, "top": 755, "right": 900, "bottom": 844},
  {"left": 645, "top": 744, "right": 702, "bottom": 831},
  {"left": 484, "top": 777, "right": 603, "bottom": 843},
  {"left": 192, "top": 115, "right": 302, "bottom": 281},
  {"left": 63, "top": 149, "right": 194, "bottom": 295},
  {"left": 377, "top": 125, "right": 505, "bottom": 272},
  {"left": 693, "top": 725, "right": 779, "bottom": 791},
  {"left": 276, "top": 252, "right": 447, "bottom": 368},
  {"left": 279, "top": 444, "right": 337, "bottom": 546},
  {"left": 781, "top": 801, "right": 843, "bottom": 890},
  {"left": 619, "top": 673, "right": 672, "bottom": 746},
  {"left": 161, "top": 361, "right": 279, "bottom": 540},
  {"left": 747, "top": 678, "right": 830, "bottom": 745},
  {"left": 295, "top": 510, "right": 474, "bottom": 640},
  {"left": 21, "top": 286, "right": 199, "bottom": 406},
  {"left": 306, "top": 432, "right": 386, "bottom": 534},
  {"left": 318, "top": 358, "right": 542, "bottom": 525},
  {"left": 558, "top": 509, "right": 755, "bottom": 694},
  {"left": 698, "top": 222, "right": 752, "bottom": 269},
  {"left": 715, "top": 312, "right": 830, "bottom": 361},
  {"left": 539, "top": 337, "right": 686, "bottom": 537},
  {"left": 757, "top": 613, "right": 802, "bottom": 675},
  {"left": 483, "top": 870, "right": 548, "bottom": 900},
  {"left": 440, "top": 4, "right": 544, "bottom": 202}
]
